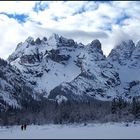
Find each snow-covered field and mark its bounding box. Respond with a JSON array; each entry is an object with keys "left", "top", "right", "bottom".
[{"left": 0, "top": 122, "right": 140, "bottom": 139}]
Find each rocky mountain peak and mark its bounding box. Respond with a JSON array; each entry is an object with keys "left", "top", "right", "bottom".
[
  {"left": 25, "top": 36, "right": 35, "bottom": 45},
  {"left": 128, "top": 40, "right": 140, "bottom": 68},
  {"left": 108, "top": 39, "right": 135, "bottom": 66},
  {"left": 43, "top": 37, "right": 47, "bottom": 42},
  {"left": 47, "top": 33, "right": 60, "bottom": 46},
  {"left": 136, "top": 40, "right": 140, "bottom": 48},
  {"left": 90, "top": 39, "right": 101, "bottom": 50},
  {"left": 58, "top": 36, "right": 77, "bottom": 48},
  {"left": 6, "top": 33, "right": 140, "bottom": 104},
  {"left": 86, "top": 39, "right": 105, "bottom": 61},
  {"left": 48, "top": 33, "right": 60, "bottom": 42},
  {"left": 35, "top": 38, "right": 41, "bottom": 45},
  {"left": 116, "top": 40, "right": 134, "bottom": 49}
]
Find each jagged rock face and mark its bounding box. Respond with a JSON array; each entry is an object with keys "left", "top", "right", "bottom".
[
  {"left": 108, "top": 40, "right": 135, "bottom": 66},
  {"left": 47, "top": 34, "right": 78, "bottom": 48},
  {"left": 107, "top": 39, "right": 140, "bottom": 101},
  {"left": 49, "top": 69, "right": 120, "bottom": 102},
  {"left": 46, "top": 49, "right": 70, "bottom": 64},
  {"left": 48, "top": 39, "right": 120, "bottom": 101},
  {"left": 76, "top": 40, "right": 106, "bottom": 73},
  {"left": 88, "top": 40, "right": 102, "bottom": 53},
  {"left": 8, "top": 37, "right": 45, "bottom": 65},
  {"left": 129, "top": 41, "right": 140, "bottom": 68},
  {"left": 108, "top": 39, "right": 140, "bottom": 77},
  {"left": 0, "top": 58, "right": 39, "bottom": 112},
  {"left": 7, "top": 34, "right": 140, "bottom": 103},
  {"left": 35, "top": 38, "right": 42, "bottom": 45},
  {"left": 87, "top": 39, "right": 105, "bottom": 61},
  {"left": 113, "top": 80, "right": 140, "bottom": 100},
  {"left": 8, "top": 34, "right": 82, "bottom": 95},
  {"left": 7, "top": 34, "right": 121, "bottom": 102},
  {"left": 58, "top": 36, "right": 78, "bottom": 48}
]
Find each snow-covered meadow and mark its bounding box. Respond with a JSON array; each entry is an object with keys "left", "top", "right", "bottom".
[{"left": 0, "top": 122, "right": 140, "bottom": 139}]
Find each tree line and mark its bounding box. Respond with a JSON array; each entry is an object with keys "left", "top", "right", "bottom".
[{"left": 0, "top": 96, "right": 140, "bottom": 126}]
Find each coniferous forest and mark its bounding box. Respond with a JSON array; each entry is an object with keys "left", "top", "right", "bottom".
[{"left": 1, "top": 97, "right": 140, "bottom": 126}]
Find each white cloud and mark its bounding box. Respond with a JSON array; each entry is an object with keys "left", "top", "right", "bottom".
[
  {"left": 0, "top": 1, "right": 140, "bottom": 59},
  {"left": 0, "top": 1, "right": 36, "bottom": 14}
]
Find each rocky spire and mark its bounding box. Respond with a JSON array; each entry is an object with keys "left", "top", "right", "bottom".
[{"left": 108, "top": 40, "right": 135, "bottom": 66}]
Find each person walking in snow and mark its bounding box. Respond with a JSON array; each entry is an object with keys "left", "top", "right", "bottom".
[
  {"left": 24, "top": 124, "right": 27, "bottom": 130},
  {"left": 21, "top": 124, "right": 24, "bottom": 131}
]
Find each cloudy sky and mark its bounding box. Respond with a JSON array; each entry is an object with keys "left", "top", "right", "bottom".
[{"left": 0, "top": 1, "right": 140, "bottom": 59}]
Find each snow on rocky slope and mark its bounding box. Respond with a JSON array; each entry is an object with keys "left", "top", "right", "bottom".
[
  {"left": 8, "top": 34, "right": 81, "bottom": 96},
  {"left": 108, "top": 40, "right": 140, "bottom": 100},
  {"left": 49, "top": 39, "right": 120, "bottom": 101},
  {"left": 6, "top": 33, "right": 140, "bottom": 103},
  {"left": 0, "top": 58, "right": 40, "bottom": 112}
]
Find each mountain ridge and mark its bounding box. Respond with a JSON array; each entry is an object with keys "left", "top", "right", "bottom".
[{"left": 1, "top": 33, "right": 140, "bottom": 111}]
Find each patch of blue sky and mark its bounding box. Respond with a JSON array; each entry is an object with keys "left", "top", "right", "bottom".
[
  {"left": 115, "top": 14, "right": 130, "bottom": 26},
  {"left": 52, "top": 16, "right": 59, "bottom": 22},
  {"left": 0, "top": 12, "right": 28, "bottom": 23},
  {"left": 33, "top": 2, "right": 48, "bottom": 13},
  {"left": 99, "top": 16, "right": 112, "bottom": 31},
  {"left": 100, "top": 25, "right": 112, "bottom": 32},
  {"left": 80, "top": 2, "right": 99, "bottom": 13},
  {"left": 72, "top": 6, "right": 86, "bottom": 16}
]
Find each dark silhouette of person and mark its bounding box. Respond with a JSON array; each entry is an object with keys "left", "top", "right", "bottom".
[
  {"left": 24, "top": 124, "right": 27, "bottom": 130},
  {"left": 21, "top": 125, "right": 24, "bottom": 131}
]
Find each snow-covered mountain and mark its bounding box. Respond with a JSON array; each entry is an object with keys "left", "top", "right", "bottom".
[
  {"left": 129, "top": 41, "right": 140, "bottom": 69},
  {"left": 49, "top": 39, "right": 120, "bottom": 101},
  {"left": 0, "top": 58, "right": 40, "bottom": 112},
  {"left": 108, "top": 40, "right": 135, "bottom": 67},
  {"left": 8, "top": 34, "right": 82, "bottom": 97},
  {"left": 3, "top": 33, "right": 140, "bottom": 105},
  {"left": 8, "top": 34, "right": 120, "bottom": 102},
  {"left": 108, "top": 40, "right": 140, "bottom": 100}
]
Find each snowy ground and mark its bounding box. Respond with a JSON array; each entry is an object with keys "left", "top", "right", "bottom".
[{"left": 0, "top": 122, "right": 140, "bottom": 139}]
